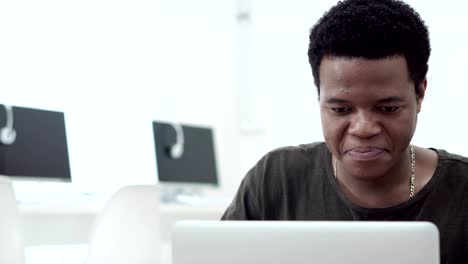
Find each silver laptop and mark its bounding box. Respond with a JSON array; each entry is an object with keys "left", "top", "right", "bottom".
[{"left": 172, "top": 221, "right": 439, "bottom": 264}]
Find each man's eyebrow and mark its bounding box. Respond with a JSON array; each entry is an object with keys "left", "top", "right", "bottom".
[
  {"left": 325, "top": 98, "right": 350, "bottom": 104},
  {"left": 324, "top": 96, "right": 405, "bottom": 104},
  {"left": 378, "top": 96, "right": 405, "bottom": 103}
]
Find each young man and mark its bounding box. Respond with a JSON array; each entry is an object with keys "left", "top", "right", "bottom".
[{"left": 222, "top": 0, "right": 468, "bottom": 263}]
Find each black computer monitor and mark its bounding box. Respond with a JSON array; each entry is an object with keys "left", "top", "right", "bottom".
[
  {"left": 0, "top": 105, "right": 71, "bottom": 181},
  {"left": 152, "top": 121, "right": 219, "bottom": 187}
]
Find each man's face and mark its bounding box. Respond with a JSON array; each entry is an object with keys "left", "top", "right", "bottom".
[{"left": 319, "top": 55, "right": 425, "bottom": 180}]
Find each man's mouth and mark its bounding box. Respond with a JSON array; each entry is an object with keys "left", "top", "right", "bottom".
[{"left": 346, "top": 147, "right": 385, "bottom": 161}]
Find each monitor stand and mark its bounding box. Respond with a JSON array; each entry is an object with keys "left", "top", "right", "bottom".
[{"left": 160, "top": 184, "right": 204, "bottom": 204}]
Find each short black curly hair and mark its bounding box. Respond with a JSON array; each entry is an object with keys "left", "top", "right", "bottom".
[{"left": 308, "top": 0, "right": 430, "bottom": 96}]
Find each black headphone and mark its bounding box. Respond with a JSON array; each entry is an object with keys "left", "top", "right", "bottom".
[
  {"left": 0, "top": 105, "right": 16, "bottom": 145},
  {"left": 168, "top": 122, "right": 184, "bottom": 159}
]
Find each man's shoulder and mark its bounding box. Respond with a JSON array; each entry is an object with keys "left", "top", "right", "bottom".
[
  {"left": 435, "top": 148, "right": 468, "bottom": 165},
  {"left": 431, "top": 148, "right": 468, "bottom": 187},
  {"left": 427, "top": 148, "right": 468, "bottom": 219}
]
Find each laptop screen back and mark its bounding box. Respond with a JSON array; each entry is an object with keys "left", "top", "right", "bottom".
[{"left": 172, "top": 221, "right": 439, "bottom": 264}]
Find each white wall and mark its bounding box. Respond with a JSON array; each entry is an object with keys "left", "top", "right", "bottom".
[
  {"left": 407, "top": 0, "right": 468, "bottom": 155},
  {"left": 239, "top": 0, "right": 332, "bottom": 174},
  {"left": 152, "top": 0, "right": 241, "bottom": 195},
  {"left": 0, "top": 0, "right": 242, "bottom": 196}
]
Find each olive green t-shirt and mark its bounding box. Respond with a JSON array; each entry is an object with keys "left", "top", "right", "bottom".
[{"left": 222, "top": 142, "right": 468, "bottom": 264}]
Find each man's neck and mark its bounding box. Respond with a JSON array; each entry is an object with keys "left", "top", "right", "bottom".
[
  {"left": 334, "top": 146, "right": 438, "bottom": 208},
  {"left": 335, "top": 149, "right": 413, "bottom": 208}
]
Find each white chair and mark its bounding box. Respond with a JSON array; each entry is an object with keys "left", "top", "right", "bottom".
[
  {"left": 0, "top": 176, "right": 25, "bottom": 264},
  {"left": 85, "top": 185, "right": 161, "bottom": 264}
]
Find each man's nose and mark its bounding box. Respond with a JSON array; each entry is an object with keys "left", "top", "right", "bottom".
[{"left": 348, "top": 112, "right": 381, "bottom": 139}]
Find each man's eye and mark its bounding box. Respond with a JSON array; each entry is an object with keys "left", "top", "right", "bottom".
[
  {"left": 332, "top": 107, "right": 352, "bottom": 114},
  {"left": 380, "top": 106, "right": 399, "bottom": 113}
]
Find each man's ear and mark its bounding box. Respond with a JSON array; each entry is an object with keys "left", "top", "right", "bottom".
[{"left": 416, "top": 79, "right": 427, "bottom": 113}]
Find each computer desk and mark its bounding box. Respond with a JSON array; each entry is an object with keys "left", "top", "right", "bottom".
[{"left": 19, "top": 202, "right": 226, "bottom": 246}]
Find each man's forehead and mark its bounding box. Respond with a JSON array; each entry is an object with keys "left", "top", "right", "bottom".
[{"left": 319, "top": 56, "right": 412, "bottom": 87}]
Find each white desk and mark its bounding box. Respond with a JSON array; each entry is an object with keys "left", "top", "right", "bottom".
[{"left": 20, "top": 202, "right": 226, "bottom": 246}]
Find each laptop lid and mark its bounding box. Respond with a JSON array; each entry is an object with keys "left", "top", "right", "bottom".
[{"left": 172, "top": 221, "right": 439, "bottom": 264}]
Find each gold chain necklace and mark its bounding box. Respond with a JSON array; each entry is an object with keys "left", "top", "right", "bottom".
[
  {"left": 333, "top": 146, "right": 416, "bottom": 199},
  {"left": 409, "top": 146, "right": 415, "bottom": 198}
]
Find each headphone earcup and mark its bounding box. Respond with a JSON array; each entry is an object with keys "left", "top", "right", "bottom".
[
  {"left": 0, "top": 126, "right": 16, "bottom": 145},
  {"left": 170, "top": 143, "right": 183, "bottom": 159}
]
